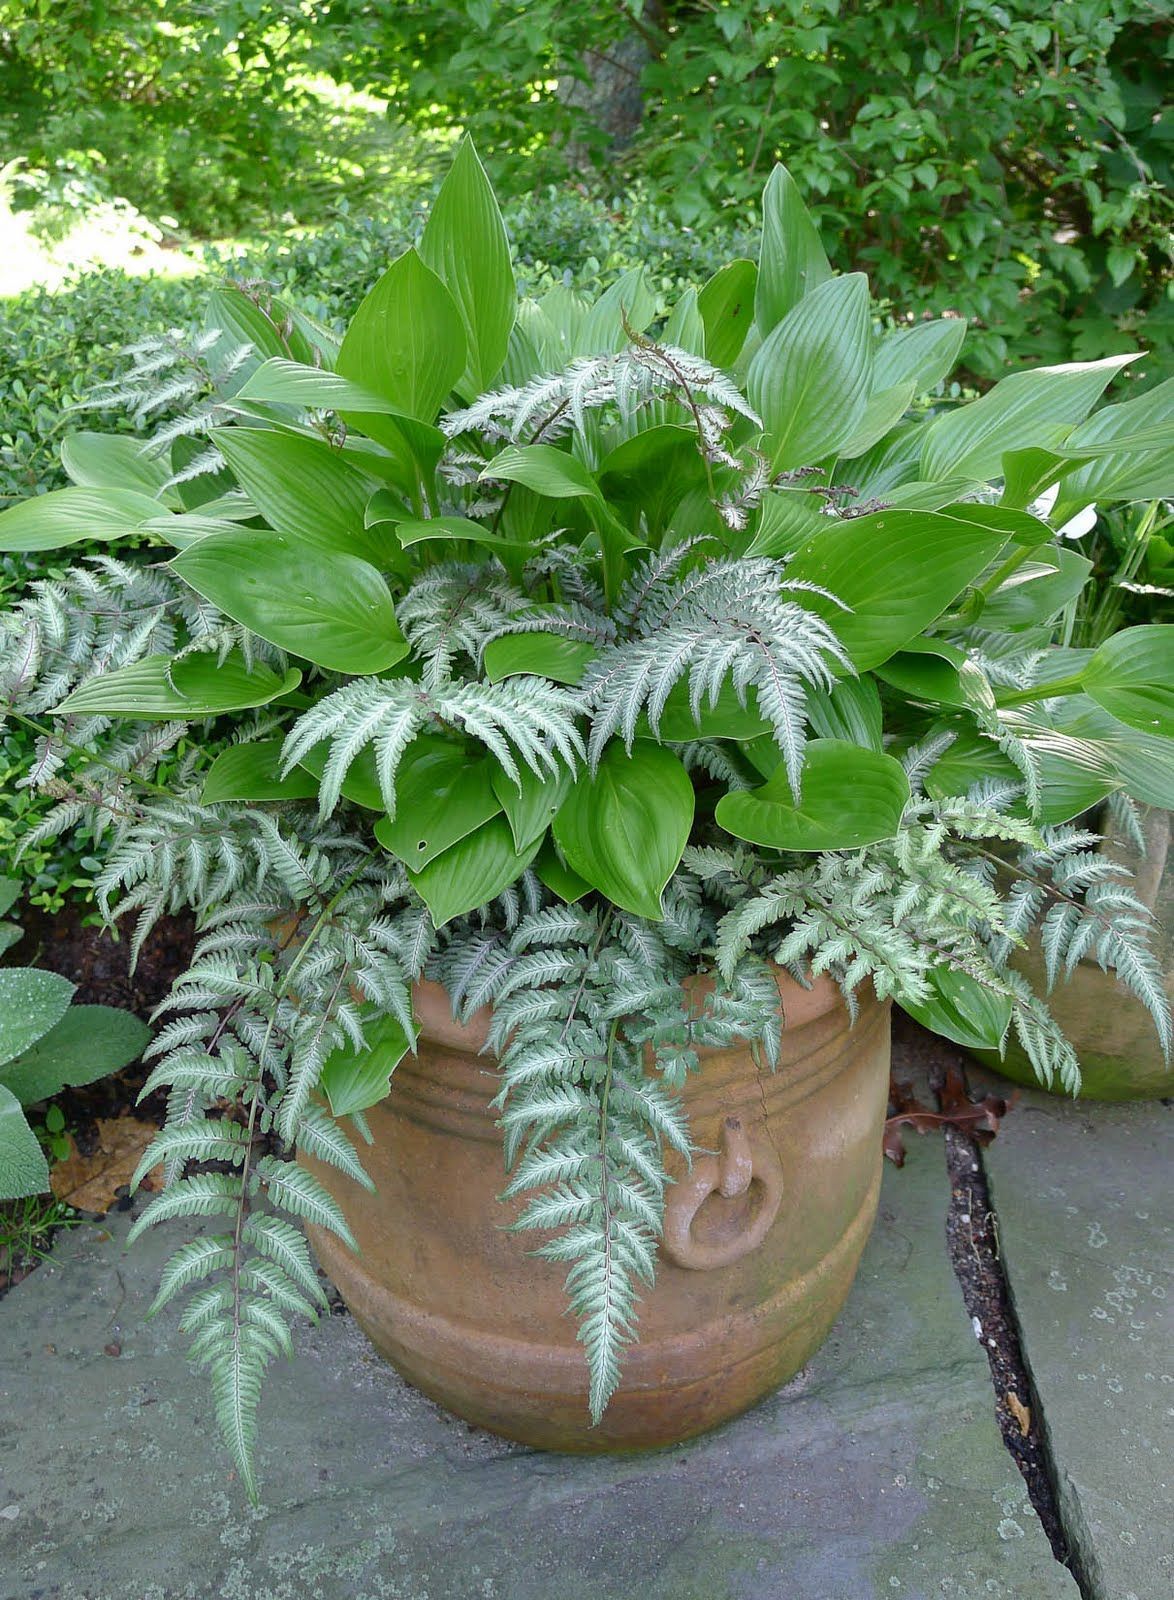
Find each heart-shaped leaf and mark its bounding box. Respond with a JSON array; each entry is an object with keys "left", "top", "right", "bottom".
[
  {"left": 715, "top": 739, "right": 909, "bottom": 851},
  {"left": 201, "top": 741, "right": 320, "bottom": 804},
  {"left": 374, "top": 739, "right": 503, "bottom": 867},
  {"left": 407, "top": 816, "right": 542, "bottom": 927}
]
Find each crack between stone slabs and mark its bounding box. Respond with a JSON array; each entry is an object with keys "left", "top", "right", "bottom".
[{"left": 942, "top": 1120, "right": 1096, "bottom": 1596}]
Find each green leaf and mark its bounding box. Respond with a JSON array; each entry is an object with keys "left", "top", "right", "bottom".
[
  {"left": 901, "top": 967, "right": 1012, "bottom": 1051},
  {"left": 407, "top": 815, "right": 542, "bottom": 927},
  {"left": 748, "top": 274, "right": 873, "bottom": 472},
  {"left": 0, "top": 878, "right": 20, "bottom": 918},
  {"left": 744, "top": 491, "right": 828, "bottom": 558},
  {"left": 980, "top": 547, "right": 1093, "bottom": 629},
  {"left": 1053, "top": 377, "right": 1174, "bottom": 520},
  {"left": 171, "top": 533, "right": 406, "bottom": 675},
  {"left": 232, "top": 358, "right": 400, "bottom": 413},
  {"left": 56, "top": 652, "right": 302, "bottom": 719},
  {"left": 492, "top": 762, "right": 572, "bottom": 851},
  {"left": 534, "top": 840, "right": 591, "bottom": 903},
  {"left": 337, "top": 246, "right": 466, "bottom": 425},
  {"left": 874, "top": 639, "right": 971, "bottom": 706},
  {"left": 654, "top": 680, "right": 771, "bottom": 742},
  {"left": 201, "top": 740, "right": 320, "bottom": 804},
  {"left": 574, "top": 268, "right": 657, "bottom": 357},
  {"left": 0, "top": 1085, "right": 50, "bottom": 1201},
  {"left": 393, "top": 514, "right": 518, "bottom": 551},
  {"left": 805, "top": 676, "right": 884, "bottom": 750},
  {"left": 211, "top": 429, "right": 387, "bottom": 564},
  {"left": 873, "top": 318, "right": 967, "bottom": 394},
  {"left": 922, "top": 721, "right": 1116, "bottom": 825},
  {"left": 0, "top": 969, "right": 75, "bottom": 1069},
  {"left": 61, "top": 432, "right": 174, "bottom": 499},
  {"left": 2, "top": 1006, "right": 150, "bottom": 1105},
  {"left": 482, "top": 633, "right": 597, "bottom": 686},
  {"left": 1083, "top": 625, "right": 1174, "bottom": 738},
  {"left": 319, "top": 1013, "right": 414, "bottom": 1118},
  {"left": 482, "top": 443, "right": 601, "bottom": 503},
  {"left": 697, "top": 258, "right": 757, "bottom": 368},
  {"left": 552, "top": 741, "right": 694, "bottom": 920},
  {"left": 837, "top": 381, "right": 916, "bottom": 460},
  {"left": 1036, "top": 699, "right": 1174, "bottom": 812},
  {"left": 999, "top": 447, "right": 1091, "bottom": 512},
  {"left": 715, "top": 739, "right": 910, "bottom": 851},
  {"left": 295, "top": 742, "right": 383, "bottom": 811},
  {"left": 921, "top": 353, "right": 1136, "bottom": 483},
  {"left": 784, "top": 508, "right": 1011, "bottom": 669},
  {"left": 755, "top": 164, "right": 832, "bottom": 333},
  {"left": 0, "top": 486, "right": 164, "bottom": 551},
  {"left": 419, "top": 135, "right": 516, "bottom": 396},
  {"left": 663, "top": 286, "right": 706, "bottom": 357},
  {"left": 374, "top": 738, "right": 502, "bottom": 866}
]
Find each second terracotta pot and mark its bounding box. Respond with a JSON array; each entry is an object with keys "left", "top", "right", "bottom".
[{"left": 303, "top": 970, "right": 891, "bottom": 1451}]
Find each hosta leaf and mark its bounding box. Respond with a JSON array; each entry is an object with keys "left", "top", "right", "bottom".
[
  {"left": 337, "top": 246, "right": 465, "bottom": 425},
  {"left": 755, "top": 164, "right": 832, "bottom": 332},
  {"left": 56, "top": 652, "right": 302, "bottom": 719},
  {"left": 318, "top": 1013, "right": 415, "bottom": 1118},
  {"left": 492, "top": 762, "right": 573, "bottom": 851},
  {"left": 171, "top": 532, "right": 406, "bottom": 675},
  {"left": 202, "top": 740, "right": 320, "bottom": 805},
  {"left": 61, "top": 432, "right": 175, "bottom": 500},
  {"left": 715, "top": 739, "right": 909, "bottom": 851},
  {"left": 407, "top": 816, "right": 543, "bottom": 926},
  {"left": 374, "top": 737, "right": 503, "bottom": 867},
  {"left": 1082, "top": 625, "right": 1174, "bottom": 738},
  {"left": 873, "top": 318, "right": 967, "bottom": 394},
  {"left": 0, "top": 486, "right": 164, "bottom": 551},
  {"left": 481, "top": 634, "right": 597, "bottom": 685},
  {"left": 901, "top": 967, "right": 1013, "bottom": 1051},
  {"left": 698, "top": 258, "right": 758, "bottom": 368},
  {"left": 552, "top": 741, "right": 694, "bottom": 920}
]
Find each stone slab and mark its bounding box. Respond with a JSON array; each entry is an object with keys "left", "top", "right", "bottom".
[
  {"left": 981, "top": 1088, "right": 1172, "bottom": 1600},
  {"left": 0, "top": 1138, "right": 1075, "bottom": 1600}
]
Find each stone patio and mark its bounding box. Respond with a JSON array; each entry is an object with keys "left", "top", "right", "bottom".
[{"left": 0, "top": 1038, "right": 1168, "bottom": 1600}]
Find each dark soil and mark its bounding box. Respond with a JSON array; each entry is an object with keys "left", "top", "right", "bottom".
[
  {"left": 890, "top": 1012, "right": 1074, "bottom": 1573},
  {"left": 11, "top": 902, "right": 195, "bottom": 1137}
]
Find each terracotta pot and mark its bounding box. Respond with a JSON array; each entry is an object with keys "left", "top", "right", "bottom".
[
  {"left": 974, "top": 806, "right": 1173, "bottom": 1101},
  {"left": 302, "top": 970, "right": 891, "bottom": 1451}
]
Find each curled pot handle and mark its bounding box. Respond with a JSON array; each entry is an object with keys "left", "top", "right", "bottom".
[{"left": 661, "top": 1115, "right": 783, "bottom": 1272}]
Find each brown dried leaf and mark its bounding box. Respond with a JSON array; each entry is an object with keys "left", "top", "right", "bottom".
[
  {"left": 49, "top": 1116, "right": 163, "bottom": 1213},
  {"left": 1006, "top": 1391, "right": 1031, "bottom": 1437},
  {"left": 884, "top": 1067, "right": 1014, "bottom": 1164}
]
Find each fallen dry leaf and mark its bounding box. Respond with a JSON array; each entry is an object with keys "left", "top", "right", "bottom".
[
  {"left": 884, "top": 1068, "right": 1014, "bottom": 1165},
  {"left": 1006, "top": 1391, "right": 1031, "bottom": 1437},
  {"left": 49, "top": 1116, "right": 163, "bottom": 1213}
]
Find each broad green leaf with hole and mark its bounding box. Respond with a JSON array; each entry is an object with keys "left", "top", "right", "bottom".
[
  {"left": 61, "top": 432, "right": 175, "bottom": 500},
  {"left": 901, "top": 968, "right": 1013, "bottom": 1052},
  {"left": 482, "top": 633, "right": 597, "bottom": 685},
  {"left": 374, "top": 739, "right": 502, "bottom": 867},
  {"left": 755, "top": 164, "right": 832, "bottom": 333},
  {"left": 0, "top": 1084, "right": 50, "bottom": 1201},
  {"left": 492, "top": 763, "right": 573, "bottom": 851},
  {"left": 715, "top": 739, "right": 909, "bottom": 851},
  {"left": 0, "top": 969, "right": 75, "bottom": 1068},
  {"left": 921, "top": 353, "right": 1136, "bottom": 483},
  {"left": 0, "top": 486, "right": 164, "bottom": 551},
  {"left": 698, "top": 258, "right": 757, "bottom": 368},
  {"left": 212, "top": 429, "right": 385, "bottom": 563},
  {"left": 318, "top": 1013, "right": 415, "bottom": 1118},
  {"left": 2, "top": 1006, "right": 150, "bottom": 1105},
  {"left": 172, "top": 533, "right": 405, "bottom": 675},
  {"left": 419, "top": 135, "right": 515, "bottom": 396},
  {"left": 749, "top": 274, "right": 872, "bottom": 472},
  {"left": 553, "top": 741, "right": 694, "bottom": 920},
  {"left": 1082, "top": 626, "right": 1174, "bottom": 737},
  {"left": 407, "top": 816, "right": 542, "bottom": 927},
  {"left": 783, "top": 508, "right": 1010, "bottom": 669},
  {"left": 56, "top": 652, "right": 302, "bottom": 719},
  {"left": 202, "top": 741, "right": 320, "bottom": 804}
]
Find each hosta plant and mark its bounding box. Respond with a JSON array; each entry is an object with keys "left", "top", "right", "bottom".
[{"left": 1, "top": 142, "right": 1172, "bottom": 1497}]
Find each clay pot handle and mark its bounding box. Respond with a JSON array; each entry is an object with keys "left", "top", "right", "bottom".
[{"left": 661, "top": 1115, "right": 783, "bottom": 1271}]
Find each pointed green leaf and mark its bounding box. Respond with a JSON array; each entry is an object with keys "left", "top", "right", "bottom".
[
  {"left": 212, "top": 429, "right": 387, "bottom": 563},
  {"left": 715, "top": 739, "right": 909, "bottom": 851},
  {"left": 1083, "top": 625, "right": 1174, "bottom": 738},
  {"left": 201, "top": 740, "right": 320, "bottom": 804},
  {"left": 61, "top": 432, "right": 175, "bottom": 499},
  {"left": 232, "top": 358, "right": 400, "bottom": 413},
  {"left": 337, "top": 246, "right": 466, "bottom": 425},
  {"left": 0, "top": 486, "right": 165, "bottom": 551},
  {"left": 552, "top": 741, "right": 694, "bottom": 920},
  {"left": 56, "top": 652, "right": 302, "bottom": 720},
  {"left": 748, "top": 274, "right": 873, "bottom": 472},
  {"left": 901, "top": 967, "right": 1013, "bottom": 1051},
  {"left": 319, "top": 1012, "right": 415, "bottom": 1118},
  {"left": 492, "top": 762, "right": 572, "bottom": 851},
  {"left": 482, "top": 633, "right": 597, "bottom": 686},
  {"left": 482, "top": 443, "right": 601, "bottom": 502},
  {"left": 755, "top": 164, "right": 832, "bottom": 333},
  {"left": 407, "top": 815, "right": 542, "bottom": 927},
  {"left": 419, "top": 136, "right": 516, "bottom": 396},
  {"left": 374, "top": 737, "right": 502, "bottom": 866},
  {"left": 873, "top": 318, "right": 967, "bottom": 394},
  {"left": 698, "top": 258, "right": 758, "bottom": 369}
]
